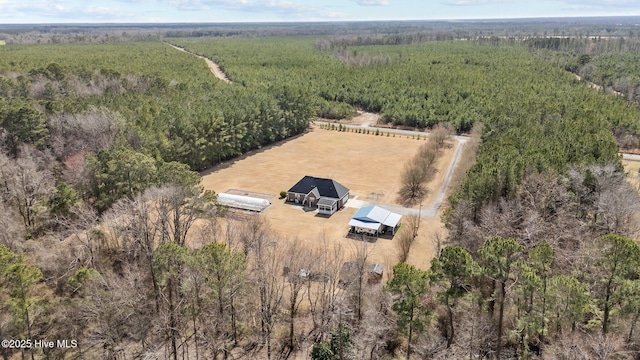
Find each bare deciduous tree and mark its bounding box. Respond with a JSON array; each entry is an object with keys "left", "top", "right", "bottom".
[
  {"left": 239, "top": 214, "right": 271, "bottom": 258},
  {"left": 64, "top": 204, "right": 99, "bottom": 268},
  {"left": 592, "top": 164, "right": 640, "bottom": 236},
  {"left": 396, "top": 215, "right": 419, "bottom": 263},
  {"left": 70, "top": 266, "right": 152, "bottom": 360},
  {"left": 545, "top": 332, "right": 631, "bottom": 360},
  {"left": 283, "top": 241, "right": 313, "bottom": 352},
  {"left": 398, "top": 137, "right": 447, "bottom": 206},
  {"left": 351, "top": 289, "right": 396, "bottom": 360},
  {"left": 398, "top": 161, "right": 427, "bottom": 206},
  {"left": 0, "top": 149, "right": 54, "bottom": 234},
  {"left": 307, "top": 236, "right": 344, "bottom": 338},
  {"left": 341, "top": 242, "right": 373, "bottom": 324},
  {"left": 145, "top": 185, "right": 215, "bottom": 247},
  {"left": 47, "top": 106, "right": 123, "bottom": 159},
  {"left": 0, "top": 202, "right": 25, "bottom": 251},
  {"left": 103, "top": 195, "right": 161, "bottom": 310},
  {"left": 436, "top": 299, "right": 494, "bottom": 360},
  {"left": 431, "top": 122, "right": 453, "bottom": 149},
  {"left": 255, "top": 239, "right": 285, "bottom": 360},
  {"left": 241, "top": 215, "right": 285, "bottom": 359}
]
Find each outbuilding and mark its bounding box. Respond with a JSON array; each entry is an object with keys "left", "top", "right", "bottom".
[
  {"left": 349, "top": 205, "right": 402, "bottom": 236},
  {"left": 217, "top": 193, "right": 271, "bottom": 212},
  {"left": 368, "top": 264, "right": 384, "bottom": 283}
]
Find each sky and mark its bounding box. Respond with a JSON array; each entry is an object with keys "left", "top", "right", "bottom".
[{"left": 0, "top": 0, "right": 639, "bottom": 24}]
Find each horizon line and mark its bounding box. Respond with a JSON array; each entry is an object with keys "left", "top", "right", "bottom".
[{"left": 1, "top": 14, "right": 640, "bottom": 27}]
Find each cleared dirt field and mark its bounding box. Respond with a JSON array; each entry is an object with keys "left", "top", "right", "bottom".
[{"left": 200, "top": 126, "right": 456, "bottom": 269}]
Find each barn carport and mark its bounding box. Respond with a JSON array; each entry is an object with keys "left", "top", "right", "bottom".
[{"left": 348, "top": 205, "right": 402, "bottom": 236}]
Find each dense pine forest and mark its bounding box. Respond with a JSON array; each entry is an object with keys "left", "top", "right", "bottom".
[{"left": 1, "top": 19, "right": 640, "bottom": 359}]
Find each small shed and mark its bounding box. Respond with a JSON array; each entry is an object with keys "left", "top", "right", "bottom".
[{"left": 368, "top": 264, "right": 384, "bottom": 284}]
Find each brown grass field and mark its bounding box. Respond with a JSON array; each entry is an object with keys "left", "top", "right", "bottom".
[
  {"left": 200, "top": 126, "right": 458, "bottom": 270},
  {"left": 622, "top": 159, "right": 640, "bottom": 190}
]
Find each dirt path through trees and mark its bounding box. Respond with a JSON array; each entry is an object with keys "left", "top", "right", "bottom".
[
  {"left": 350, "top": 111, "right": 380, "bottom": 126},
  {"left": 168, "top": 43, "right": 232, "bottom": 84},
  {"left": 574, "top": 73, "right": 624, "bottom": 96}
]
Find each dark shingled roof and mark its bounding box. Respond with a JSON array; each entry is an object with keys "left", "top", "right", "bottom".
[{"left": 288, "top": 176, "right": 349, "bottom": 200}]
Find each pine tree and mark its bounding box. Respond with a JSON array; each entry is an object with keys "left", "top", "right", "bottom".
[
  {"left": 430, "top": 246, "right": 478, "bottom": 348},
  {"left": 479, "top": 237, "right": 523, "bottom": 358},
  {"left": 385, "top": 262, "right": 431, "bottom": 359}
]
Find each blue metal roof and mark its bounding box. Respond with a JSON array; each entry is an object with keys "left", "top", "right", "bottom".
[
  {"left": 351, "top": 205, "right": 402, "bottom": 228},
  {"left": 352, "top": 206, "right": 377, "bottom": 222}
]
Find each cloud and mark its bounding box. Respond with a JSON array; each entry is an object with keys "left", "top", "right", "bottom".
[
  {"left": 80, "top": 6, "right": 138, "bottom": 19},
  {"left": 0, "top": 0, "right": 333, "bottom": 22},
  {"left": 165, "top": 0, "right": 315, "bottom": 16},
  {"left": 0, "top": 0, "right": 140, "bottom": 21},
  {"left": 166, "top": 0, "right": 233, "bottom": 11},
  {"left": 326, "top": 11, "right": 347, "bottom": 18},
  {"left": 166, "top": 0, "right": 303, "bottom": 12},
  {"left": 252, "top": 0, "right": 310, "bottom": 14},
  {"left": 167, "top": 0, "right": 209, "bottom": 11},
  {"left": 352, "top": 0, "right": 389, "bottom": 5},
  {"left": 50, "top": 4, "right": 64, "bottom": 11},
  {"left": 443, "top": 0, "right": 521, "bottom": 6},
  {"left": 444, "top": 0, "right": 640, "bottom": 8},
  {"left": 560, "top": 0, "right": 640, "bottom": 9},
  {"left": 0, "top": 0, "right": 22, "bottom": 11}
]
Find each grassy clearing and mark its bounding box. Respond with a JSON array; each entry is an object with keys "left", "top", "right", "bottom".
[
  {"left": 622, "top": 159, "right": 640, "bottom": 190},
  {"left": 200, "top": 126, "right": 457, "bottom": 268}
]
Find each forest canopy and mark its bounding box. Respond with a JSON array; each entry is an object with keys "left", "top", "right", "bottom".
[{"left": 1, "top": 25, "right": 640, "bottom": 359}]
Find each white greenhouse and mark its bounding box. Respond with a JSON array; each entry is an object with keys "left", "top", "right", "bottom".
[{"left": 217, "top": 193, "right": 271, "bottom": 212}]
